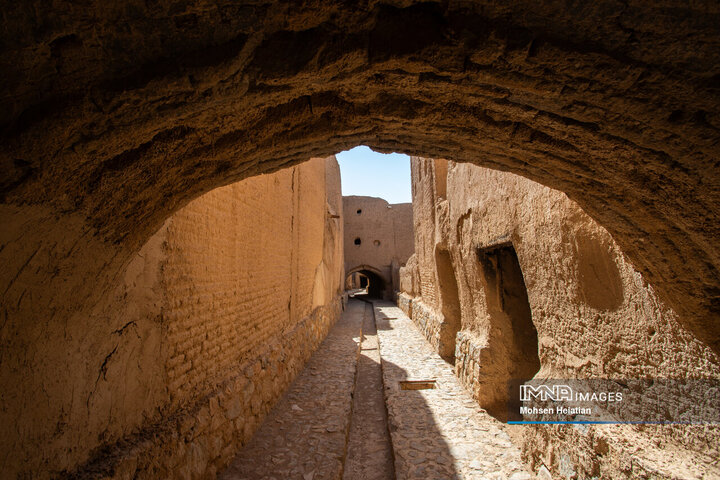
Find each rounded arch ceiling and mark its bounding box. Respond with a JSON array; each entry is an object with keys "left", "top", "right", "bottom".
[{"left": 0, "top": 1, "right": 718, "bottom": 351}]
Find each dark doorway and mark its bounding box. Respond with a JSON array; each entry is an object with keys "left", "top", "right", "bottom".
[
  {"left": 435, "top": 247, "right": 461, "bottom": 363},
  {"left": 478, "top": 243, "right": 540, "bottom": 421},
  {"left": 346, "top": 269, "right": 387, "bottom": 299}
]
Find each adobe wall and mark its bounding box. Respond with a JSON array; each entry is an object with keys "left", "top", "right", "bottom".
[
  {"left": 399, "top": 157, "right": 720, "bottom": 479},
  {"left": 0, "top": 157, "right": 344, "bottom": 479},
  {"left": 343, "top": 196, "right": 413, "bottom": 298},
  {"left": 2, "top": 0, "right": 719, "bottom": 363}
]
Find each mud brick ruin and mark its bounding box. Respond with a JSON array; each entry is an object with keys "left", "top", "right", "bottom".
[{"left": 1, "top": 2, "right": 718, "bottom": 479}]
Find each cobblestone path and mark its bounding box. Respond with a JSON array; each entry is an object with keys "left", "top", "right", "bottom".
[
  {"left": 219, "top": 300, "right": 364, "bottom": 480},
  {"left": 219, "top": 298, "right": 533, "bottom": 480},
  {"left": 373, "top": 301, "right": 532, "bottom": 480}
]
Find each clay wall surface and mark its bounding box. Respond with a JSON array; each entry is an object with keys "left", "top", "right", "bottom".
[
  {"left": 343, "top": 196, "right": 413, "bottom": 297},
  {"left": 0, "top": 157, "right": 344, "bottom": 479},
  {"left": 1, "top": 0, "right": 719, "bottom": 368},
  {"left": 1, "top": 3, "right": 719, "bottom": 478},
  {"left": 399, "top": 157, "right": 720, "bottom": 479}
]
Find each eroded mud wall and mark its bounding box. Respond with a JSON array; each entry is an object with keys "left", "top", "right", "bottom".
[
  {"left": 399, "top": 157, "right": 720, "bottom": 479},
  {"left": 0, "top": 157, "right": 344, "bottom": 478},
  {"left": 1, "top": 0, "right": 719, "bottom": 365}
]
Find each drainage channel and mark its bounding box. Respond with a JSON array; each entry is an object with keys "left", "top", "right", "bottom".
[{"left": 342, "top": 301, "right": 396, "bottom": 480}]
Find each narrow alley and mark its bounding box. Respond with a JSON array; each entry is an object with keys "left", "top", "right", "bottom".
[
  {"left": 4, "top": 5, "right": 720, "bottom": 476},
  {"left": 219, "top": 299, "right": 531, "bottom": 480}
]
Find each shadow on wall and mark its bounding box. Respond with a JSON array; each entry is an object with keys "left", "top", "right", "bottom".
[
  {"left": 346, "top": 271, "right": 369, "bottom": 290},
  {"left": 477, "top": 243, "right": 540, "bottom": 422},
  {"left": 572, "top": 230, "right": 625, "bottom": 311},
  {"left": 435, "top": 246, "right": 461, "bottom": 364}
]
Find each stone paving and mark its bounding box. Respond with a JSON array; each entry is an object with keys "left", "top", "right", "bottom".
[
  {"left": 220, "top": 298, "right": 534, "bottom": 480},
  {"left": 219, "top": 300, "right": 364, "bottom": 480},
  {"left": 373, "top": 301, "right": 533, "bottom": 480}
]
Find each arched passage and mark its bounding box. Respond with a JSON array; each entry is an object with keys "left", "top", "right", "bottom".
[
  {"left": 1, "top": 3, "right": 718, "bottom": 354},
  {"left": 0, "top": 4, "right": 719, "bottom": 477},
  {"left": 346, "top": 271, "right": 370, "bottom": 291},
  {"left": 346, "top": 266, "right": 388, "bottom": 299}
]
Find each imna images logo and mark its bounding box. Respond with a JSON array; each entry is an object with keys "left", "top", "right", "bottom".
[
  {"left": 519, "top": 383, "right": 623, "bottom": 403},
  {"left": 520, "top": 384, "right": 573, "bottom": 402}
]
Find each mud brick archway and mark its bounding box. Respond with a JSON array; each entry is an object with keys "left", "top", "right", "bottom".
[
  {"left": 1, "top": 1, "right": 719, "bottom": 357},
  {"left": 346, "top": 265, "right": 389, "bottom": 299}
]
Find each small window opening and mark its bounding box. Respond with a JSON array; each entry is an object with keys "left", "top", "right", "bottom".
[
  {"left": 354, "top": 238, "right": 361, "bottom": 245},
  {"left": 356, "top": 209, "right": 362, "bottom": 215},
  {"left": 434, "top": 158, "right": 448, "bottom": 200},
  {"left": 373, "top": 240, "right": 381, "bottom": 246}
]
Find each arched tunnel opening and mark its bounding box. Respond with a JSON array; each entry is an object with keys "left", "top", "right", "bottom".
[
  {"left": 1, "top": 3, "right": 719, "bottom": 479},
  {"left": 2, "top": 148, "right": 719, "bottom": 480},
  {"left": 346, "top": 269, "right": 387, "bottom": 299},
  {"left": 345, "top": 271, "right": 369, "bottom": 291}
]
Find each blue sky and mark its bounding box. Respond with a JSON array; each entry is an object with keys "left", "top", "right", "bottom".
[{"left": 336, "top": 146, "right": 411, "bottom": 204}]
